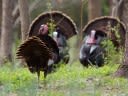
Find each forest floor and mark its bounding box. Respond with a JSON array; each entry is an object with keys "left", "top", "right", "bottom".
[{"left": 0, "top": 62, "right": 128, "bottom": 96}]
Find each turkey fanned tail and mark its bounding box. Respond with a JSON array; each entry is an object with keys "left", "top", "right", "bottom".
[{"left": 16, "top": 36, "right": 53, "bottom": 78}]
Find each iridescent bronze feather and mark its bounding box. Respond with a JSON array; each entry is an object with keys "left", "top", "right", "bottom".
[{"left": 16, "top": 36, "right": 59, "bottom": 79}]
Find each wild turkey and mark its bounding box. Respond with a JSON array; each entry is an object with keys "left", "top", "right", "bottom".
[
  {"left": 16, "top": 11, "right": 78, "bottom": 79},
  {"left": 16, "top": 24, "right": 60, "bottom": 79},
  {"left": 52, "top": 27, "right": 70, "bottom": 63},
  {"left": 28, "top": 11, "right": 78, "bottom": 64},
  {"left": 79, "top": 16, "right": 126, "bottom": 67}
]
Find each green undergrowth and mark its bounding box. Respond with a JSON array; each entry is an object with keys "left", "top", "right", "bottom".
[{"left": 0, "top": 62, "right": 128, "bottom": 96}]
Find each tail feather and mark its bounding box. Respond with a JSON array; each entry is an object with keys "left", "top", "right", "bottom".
[
  {"left": 16, "top": 36, "right": 53, "bottom": 75},
  {"left": 16, "top": 36, "right": 60, "bottom": 78},
  {"left": 16, "top": 36, "right": 52, "bottom": 59}
]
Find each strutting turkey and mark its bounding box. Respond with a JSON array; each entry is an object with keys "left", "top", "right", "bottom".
[
  {"left": 79, "top": 16, "right": 126, "bottom": 67},
  {"left": 27, "top": 11, "right": 78, "bottom": 64},
  {"left": 16, "top": 24, "right": 60, "bottom": 79},
  {"left": 16, "top": 11, "right": 78, "bottom": 79}
]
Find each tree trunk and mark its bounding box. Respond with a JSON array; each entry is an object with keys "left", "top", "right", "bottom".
[
  {"left": 114, "top": 0, "right": 128, "bottom": 78},
  {"left": 111, "top": 0, "right": 123, "bottom": 17},
  {"left": 18, "top": 0, "right": 30, "bottom": 41},
  {"left": 88, "top": 0, "right": 102, "bottom": 21},
  {"left": 108, "top": 0, "right": 113, "bottom": 15},
  {"left": 0, "top": 0, "right": 14, "bottom": 64},
  {"left": 0, "top": 0, "right": 2, "bottom": 32}
]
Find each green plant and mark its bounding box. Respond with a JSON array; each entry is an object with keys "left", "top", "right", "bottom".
[
  {"left": 101, "top": 38, "right": 123, "bottom": 65},
  {"left": 47, "top": 19, "right": 56, "bottom": 34}
]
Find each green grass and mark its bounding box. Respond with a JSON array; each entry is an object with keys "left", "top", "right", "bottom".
[{"left": 0, "top": 62, "right": 128, "bottom": 96}]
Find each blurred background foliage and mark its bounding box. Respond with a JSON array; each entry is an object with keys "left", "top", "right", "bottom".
[{"left": 29, "top": 0, "right": 110, "bottom": 29}]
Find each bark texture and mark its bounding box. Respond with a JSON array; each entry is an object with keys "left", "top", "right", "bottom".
[{"left": 0, "top": 0, "right": 14, "bottom": 63}]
